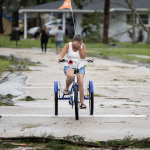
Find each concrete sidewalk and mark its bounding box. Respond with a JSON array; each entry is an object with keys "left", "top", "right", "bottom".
[{"left": 0, "top": 48, "right": 150, "bottom": 141}]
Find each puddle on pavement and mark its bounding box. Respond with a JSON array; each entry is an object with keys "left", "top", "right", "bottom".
[
  {"left": 0, "top": 71, "right": 27, "bottom": 106},
  {"left": 0, "top": 71, "right": 27, "bottom": 96}
]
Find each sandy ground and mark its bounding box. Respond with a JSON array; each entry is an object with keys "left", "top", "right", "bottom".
[{"left": 0, "top": 47, "right": 150, "bottom": 141}]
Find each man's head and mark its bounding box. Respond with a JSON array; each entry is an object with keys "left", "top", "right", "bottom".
[
  {"left": 73, "top": 34, "right": 83, "bottom": 48},
  {"left": 73, "top": 34, "right": 83, "bottom": 42}
]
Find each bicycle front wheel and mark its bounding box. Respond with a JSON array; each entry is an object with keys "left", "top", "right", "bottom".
[
  {"left": 74, "top": 86, "right": 79, "bottom": 120},
  {"left": 89, "top": 81, "right": 94, "bottom": 115},
  {"left": 54, "top": 81, "right": 58, "bottom": 115}
]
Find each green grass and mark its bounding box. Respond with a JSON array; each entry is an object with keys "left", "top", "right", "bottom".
[
  {"left": 0, "top": 101, "right": 9, "bottom": 106},
  {"left": 0, "top": 57, "right": 10, "bottom": 76},
  {"left": 0, "top": 36, "right": 150, "bottom": 63},
  {"left": 0, "top": 35, "right": 70, "bottom": 49},
  {"left": 86, "top": 42, "right": 150, "bottom": 63},
  {"left": 94, "top": 93, "right": 106, "bottom": 97},
  {"left": 86, "top": 43, "right": 150, "bottom": 63},
  {"left": 0, "top": 36, "right": 54, "bottom": 48},
  {"left": 87, "top": 48, "right": 150, "bottom": 56}
]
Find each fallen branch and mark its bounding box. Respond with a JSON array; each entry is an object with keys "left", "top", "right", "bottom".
[
  {"left": 0, "top": 136, "right": 106, "bottom": 148},
  {"left": 121, "top": 137, "right": 150, "bottom": 148},
  {"left": 112, "top": 137, "right": 150, "bottom": 149},
  {"left": 1, "top": 136, "right": 150, "bottom": 149}
]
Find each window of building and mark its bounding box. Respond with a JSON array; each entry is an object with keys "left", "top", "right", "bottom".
[
  {"left": 127, "top": 14, "right": 136, "bottom": 24},
  {"left": 139, "top": 14, "right": 148, "bottom": 25}
]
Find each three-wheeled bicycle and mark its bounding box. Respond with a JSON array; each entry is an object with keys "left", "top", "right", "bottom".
[{"left": 54, "top": 59, "right": 94, "bottom": 120}]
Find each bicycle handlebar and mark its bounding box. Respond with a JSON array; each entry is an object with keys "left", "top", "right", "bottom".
[
  {"left": 59, "top": 59, "right": 93, "bottom": 63},
  {"left": 59, "top": 59, "right": 66, "bottom": 63},
  {"left": 59, "top": 59, "right": 94, "bottom": 70},
  {"left": 86, "top": 59, "right": 93, "bottom": 63}
]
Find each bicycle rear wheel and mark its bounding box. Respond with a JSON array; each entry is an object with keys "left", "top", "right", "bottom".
[
  {"left": 74, "top": 86, "right": 79, "bottom": 120},
  {"left": 89, "top": 81, "right": 94, "bottom": 115},
  {"left": 54, "top": 81, "right": 58, "bottom": 115}
]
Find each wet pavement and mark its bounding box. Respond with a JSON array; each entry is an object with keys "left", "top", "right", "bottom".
[
  {"left": 0, "top": 47, "right": 150, "bottom": 143},
  {"left": 0, "top": 71, "right": 27, "bottom": 96}
]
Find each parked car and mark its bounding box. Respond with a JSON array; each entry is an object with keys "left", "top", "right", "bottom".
[
  {"left": 27, "top": 18, "right": 74, "bottom": 38},
  {"left": 47, "top": 18, "right": 75, "bottom": 37},
  {"left": 27, "top": 27, "right": 41, "bottom": 38},
  {"left": 46, "top": 20, "right": 61, "bottom": 36},
  {"left": 27, "top": 20, "right": 61, "bottom": 38}
]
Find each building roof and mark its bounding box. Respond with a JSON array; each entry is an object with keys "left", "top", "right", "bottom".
[{"left": 20, "top": 0, "right": 150, "bottom": 13}]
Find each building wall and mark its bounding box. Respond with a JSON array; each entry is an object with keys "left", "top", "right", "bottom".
[
  {"left": 109, "top": 11, "right": 150, "bottom": 42},
  {"left": 109, "top": 12, "right": 117, "bottom": 38},
  {"left": 72, "top": 11, "right": 149, "bottom": 43}
]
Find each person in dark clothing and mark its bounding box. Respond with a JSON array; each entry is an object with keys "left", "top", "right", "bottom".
[
  {"left": 38, "top": 25, "right": 49, "bottom": 53},
  {"left": 81, "top": 26, "right": 88, "bottom": 37}
]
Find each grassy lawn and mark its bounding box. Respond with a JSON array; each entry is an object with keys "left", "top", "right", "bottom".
[
  {"left": 0, "top": 36, "right": 150, "bottom": 63},
  {"left": 87, "top": 46, "right": 150, "bottom": 63},
  {"left": 0, "top": 35, "right": 71, "bottom": 49}
]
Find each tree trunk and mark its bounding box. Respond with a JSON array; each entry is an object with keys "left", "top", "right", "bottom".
[
  {"left": 147, "top": 29, "right": 150, "bottom": 44},
  {"left": 10, "top": 11, "right": 19, "bottom": 40},
  {"left": 0, "top": 0, "right": 3, "bottom": 34},
  {"left": 132, "top": 9, "right": 136, "bottom": 44},
  {"left": 103, "top": 0, "right": 110, "bottom": 44}
]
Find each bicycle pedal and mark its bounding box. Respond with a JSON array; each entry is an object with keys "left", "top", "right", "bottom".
[
  {"left": 64, "top": 92, "right": 70, "bottom": 95},
  {"left": 64, "top": 94, "right": 69, "bottom": 95}
]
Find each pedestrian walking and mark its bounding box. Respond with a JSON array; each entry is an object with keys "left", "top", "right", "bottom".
[
  {"left": 54, "top": 26, "right": 64, "bottom": 54},
  {"left": 81, "top": 25, "right": 88, "bottom": 37},
  {"left": 38, "top": 25, "right": 49, "bottom": 53}
]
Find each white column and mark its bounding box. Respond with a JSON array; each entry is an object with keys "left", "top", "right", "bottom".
[
  {"left": 66, "top": 12, "right": 70, "bottom": 18},
  {"left": 63, "top": 12, "right": 66, "bottom": 33},
  {"left": 75, "top": 13, "right": 82, "bottom": 34},
  {"left": 24, "top": 12, "right": 27, "bottom": 39},
  {"left": 50, "top": 12, "right": 54, "bottom": 22}
]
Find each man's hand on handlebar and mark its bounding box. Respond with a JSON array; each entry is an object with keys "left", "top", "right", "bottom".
[{"left": 58, "top": 57, "right": 63, "bottom": 63}]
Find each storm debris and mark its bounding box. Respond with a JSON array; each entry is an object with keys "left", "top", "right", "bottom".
[{"left": 0, "top": 94, "right": 15, "bottom": 106}]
